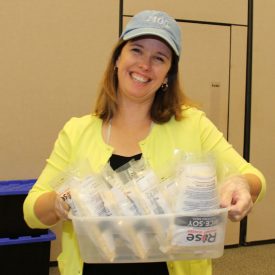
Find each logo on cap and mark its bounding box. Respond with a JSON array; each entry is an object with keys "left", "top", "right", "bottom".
[{"left": 145, "top": 15, "right": 170, "bottom": 29}]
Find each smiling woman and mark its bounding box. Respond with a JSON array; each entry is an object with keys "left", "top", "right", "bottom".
[
  {"left": 115, "top": 37, "right": 172, "bottom": 105},
  {"left": 23, "top": 9, "right": 266, "bottom": 275}
]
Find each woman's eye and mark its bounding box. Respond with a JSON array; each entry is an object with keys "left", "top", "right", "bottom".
[
  {"left": 131, "top": 47, "right": 141, "bottom": 54},
  {"left": 154, "top": 56, "right": 165, "bottom": 63}
]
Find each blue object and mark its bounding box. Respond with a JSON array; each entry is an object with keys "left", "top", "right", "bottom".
[
  {"left": 0, "top": 179, "right": 48, "bottom": 238},
  {"left": 0, "top": 179, "right": 36, "bottom": 195},
  {"left": 0, "top": 230, "right": 56, "bottom": 246},
  {"left": 0, "top": 229, "right": 56, "bottom": 275}
]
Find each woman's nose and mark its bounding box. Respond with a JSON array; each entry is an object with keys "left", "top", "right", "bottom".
[{"left": 138, "top": 56, "right": 151, "bottom": 70}]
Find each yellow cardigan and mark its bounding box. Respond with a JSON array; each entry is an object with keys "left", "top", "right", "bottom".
[{"left": 23, "top": 107, "right": 266, "bottom": 275}]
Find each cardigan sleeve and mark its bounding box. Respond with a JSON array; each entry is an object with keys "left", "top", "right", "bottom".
[
  {"left": 198, "top": 111, "right": 266, "bottom": 202},
  {"left": 23, "top": 118, "right": 75, "bottom": 228}
]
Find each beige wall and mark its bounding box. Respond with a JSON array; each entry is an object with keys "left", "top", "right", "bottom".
[
  {"left": 246, "top": 0, "right": 275, "bottom": 242},
  {"left": 0, "top": 0, "right": 120, "bottom": 180}
]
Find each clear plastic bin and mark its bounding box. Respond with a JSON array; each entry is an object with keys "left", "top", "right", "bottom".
[{"left": 70, "top": 208, "right": 228, "bottom": 263}]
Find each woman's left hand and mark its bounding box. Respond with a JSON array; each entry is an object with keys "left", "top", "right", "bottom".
[{"left": 219, "top": 175, "right": 254, "bottom": 222}]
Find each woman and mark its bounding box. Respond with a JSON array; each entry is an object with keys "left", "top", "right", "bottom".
[{"left": 24, "top": 10, "right": 266, "bottom": 275}]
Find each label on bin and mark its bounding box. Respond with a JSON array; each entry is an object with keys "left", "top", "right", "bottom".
[
  {"left": 175, "top": 215, "right": 221, "bottom": 227},
  {"left": 171, "top": 215, "right": 223, "bottom": 246}
]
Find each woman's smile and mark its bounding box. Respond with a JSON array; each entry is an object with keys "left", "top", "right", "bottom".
[{"left": 131, "top": 72, "right": 150, "bottom": 84}]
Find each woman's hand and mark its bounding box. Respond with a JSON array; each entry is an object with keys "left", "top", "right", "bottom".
[
  {"left": 54, "top": 194, "right": 70, "bottom": 221},
  {"left": 219, "top": 175, "right": 254, "bottom": 221},
  {"left": 34, "top": 191, "right": 70, "bottom": 225}
]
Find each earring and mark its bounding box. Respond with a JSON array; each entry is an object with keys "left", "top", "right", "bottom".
[{"left": 161, "top": 83, "right": 168, "bottom": 91}]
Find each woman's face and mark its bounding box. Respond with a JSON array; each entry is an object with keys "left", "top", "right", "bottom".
[{"left": 116, "top": 37, "right": 172, "bottom": 104}]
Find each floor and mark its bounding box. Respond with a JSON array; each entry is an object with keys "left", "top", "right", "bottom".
[
  {"left": 212, "top": 243, "right": 275, "bottom": 275},
  {"left": 49, "top": 243, "right": 275, "bottom": 274}
]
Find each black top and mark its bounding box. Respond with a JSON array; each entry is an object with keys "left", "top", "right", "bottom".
[
  {"left": 109, "top": 153, "right": 142, "bottom": 170},
  {"left": 82, "top": 154, "right": 168, "bottom": 275}
]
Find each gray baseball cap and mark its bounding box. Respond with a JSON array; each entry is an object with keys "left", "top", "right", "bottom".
[{"left": 120, "top": 10, "right": 181, "bottom": 56}]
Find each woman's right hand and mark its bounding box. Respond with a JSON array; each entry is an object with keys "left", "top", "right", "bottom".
[
  {"left": 34, "top": 191, "right": 70, "bottom": 225},
  {"left": 54, "top": 194, "right": 70, "bottom": 221}
]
